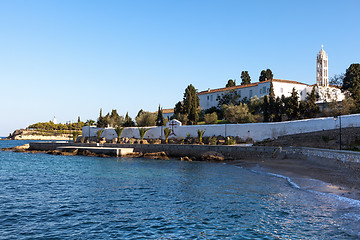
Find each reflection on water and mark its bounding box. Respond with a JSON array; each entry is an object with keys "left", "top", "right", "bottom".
[{"left": 0, "top": 140, "right": 359, "bottom": 239}]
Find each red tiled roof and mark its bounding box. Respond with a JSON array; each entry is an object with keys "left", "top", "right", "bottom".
[
  {"left": 197, "top": 79, "right": 308, "bottom": 95},
  {"left": 154, "top": 108, "right": 174, "bottom": 114}
]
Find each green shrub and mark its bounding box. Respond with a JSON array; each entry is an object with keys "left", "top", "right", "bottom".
[
  {"left": 204, "top": 112, "right": 218, "bottom": 124},
  {"left": 136, "top": 111, "right": 156, "bottom": 127},
  {"left": 322, "top": 136, "right": 330, "bottom": 143},
  {"left": 223, "top": 104, "right": 255, "bottom": 123},
  {"left": 225, "top": 137, "right": 236, "bottom": 145},
  {"left": 209, "top": 136, "right": 217, "bottom": 145}
]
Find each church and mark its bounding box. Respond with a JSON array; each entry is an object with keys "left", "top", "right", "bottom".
[{"left": 198, "top": 46, "right": 344, "bottom": 110}]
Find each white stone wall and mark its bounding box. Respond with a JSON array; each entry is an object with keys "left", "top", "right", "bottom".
[{"left": 82, "top": 114, "right": 360, "bottom": 142}]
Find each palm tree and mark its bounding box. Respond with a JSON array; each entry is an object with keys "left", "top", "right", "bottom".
[
  {"left": 197, "top": 129, "right": 205, "bottom": 144},
  {"left": 163, "top": 127, "right": 171, "bottom": 144},
  {"left": 115, "top": 126, "right": 124, "bottom": 143},
  {"left": 96, "top": 129, "right": 104, "bottom": 142},
  {"left": 138, "top": 128, "right": 150, "bottom": 142},
  {"left": 72, "top": 131, "right": 80, "bottom": 142}
]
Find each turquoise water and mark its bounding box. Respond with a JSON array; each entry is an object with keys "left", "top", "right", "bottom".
[{"left": 1, "top": 140, "right": 359, "bottom": 239}]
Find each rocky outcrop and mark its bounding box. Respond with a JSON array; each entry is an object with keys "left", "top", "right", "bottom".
[
  {"left": 200, "top": 151, "right": 225, "bottom": 161},
  {"left": 143, "top": 152, "right": 169, "bottom": 160},
  {"left": 180, "top": 156, "right": 192, "bottom": 161},
  {"left": 1, "top": 144, "right": 30, "bottom": 152},
  {"left": 5, "top": 129, "right": 71, "bottom": 141},
  {"left": 47, "top": 149, "right": 79, "bottom": 156}
]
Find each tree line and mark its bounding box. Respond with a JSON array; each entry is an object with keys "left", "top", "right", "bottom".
[
  {"left": 28, "top": 119, "right": 85, "bottom": 131},
  {"left": 95, "top": 106, "right": 168, "bottom": 128}
]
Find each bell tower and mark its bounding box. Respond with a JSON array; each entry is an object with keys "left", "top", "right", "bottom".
[{"left": 316, "top": 45, "right": 328, "bottom": 86}]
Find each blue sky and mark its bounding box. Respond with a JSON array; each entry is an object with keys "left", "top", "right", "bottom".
[{"left": 1, "top": 0, "right": 359, "bottom": 136}]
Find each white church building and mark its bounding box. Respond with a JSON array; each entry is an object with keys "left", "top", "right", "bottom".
[{"left": 198, "top": 46, "right": 344, "bottom": 110}]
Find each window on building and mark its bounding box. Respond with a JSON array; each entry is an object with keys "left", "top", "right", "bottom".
[
  {"left": 263, "top": 87, "right": 266, "bottom": 94},
  {"left": 207, "top": 96, "right": 209, "bottom": 100},
  {"left": 281, "top": 88, "right": 283, "bottom": 93},
  {"left": 260, "top": 89, "right": 262, "bottom": 94},
  {"left": 210, "top": 95, "right": 213, "bottom": 101},
  {"left": 267, "top": 88, "right": 269, "bottom": 93},
  {"left": 249, "top": 90, "right": 252, "bottom": 98}
]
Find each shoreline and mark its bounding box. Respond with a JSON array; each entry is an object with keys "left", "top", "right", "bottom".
[
  {"left": 3, "top": 141, "right": 360, "bottom": 201},
  {"left": 230, "top": 158, "right": 360, "bottom": 201}
]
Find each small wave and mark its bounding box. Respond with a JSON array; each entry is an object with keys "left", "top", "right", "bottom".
[
  {"left": 237, "top": 166, "right": 302, "bottom": 190},
  {"left": 265, "top": 172, "right": 301, "bottom": 189},
  {"left": 307, "top": 189, "right": 360, "bottom": 207},
  {"left": 234, "top": 164, "right": 360, "bottom": 208}
]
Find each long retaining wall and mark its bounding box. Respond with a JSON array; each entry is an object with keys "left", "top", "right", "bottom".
[
  {"left": 29, "top": 142, "right": 360, "bottom": 170},
  {"left": 83, "top": 114, "right": 360, "bottom": 142},
  {"left": 284, "top": 147, "right": 360, "bottom": 169},
  {"left": 29, "top": 142, "right": 280, "bottom": 160}
]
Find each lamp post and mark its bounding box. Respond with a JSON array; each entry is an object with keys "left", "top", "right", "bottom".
[
  {"left": 88, "top": 121, "right": 91, "bottom": 144},
  {"left": 334, "top": 115, "right": 342, "bottom": 150}
]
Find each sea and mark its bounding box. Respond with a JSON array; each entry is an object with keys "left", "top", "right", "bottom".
[{"left": 1, "top": 140, "right": 360, "bottom": 239}]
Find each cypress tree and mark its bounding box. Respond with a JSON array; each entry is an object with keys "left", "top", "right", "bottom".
[
  {"left": 156, "top": 105, "right": 164, "bottom": 126},
  {"left": 274, "top": 97, "right": 282, "bottom": 122},
  {"left": 262, "top": 95, "right": 270, "bottom": 122},
  {"left": 268, "top": 81, "right": 276, "bottom": 121},
  {"left": 183, "top": 84, "right": 200, "bottom": 125},
  {"left": 305, "top": 86, "right": 320, "bottom": 118},
  {"left": 285, "top": 88, "right": 300, "bottom": 120},
  {"left": 124, "top": 112, "right": 135, "bottom": 127}
]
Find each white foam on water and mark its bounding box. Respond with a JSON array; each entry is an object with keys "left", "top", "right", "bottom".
[{"left": 232, "top": 163, "right": 360, "bottom": 207}]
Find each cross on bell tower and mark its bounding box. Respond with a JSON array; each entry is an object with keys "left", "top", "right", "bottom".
[{"left": 316, "top": 45, "right": 329, "bottom": 87}]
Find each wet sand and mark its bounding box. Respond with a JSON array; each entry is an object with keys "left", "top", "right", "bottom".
[{"left": 230, "top": 157, "right": 360, "bottom": 201}]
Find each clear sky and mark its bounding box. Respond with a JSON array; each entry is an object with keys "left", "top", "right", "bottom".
[{"left": 1, "top": 0, "right": 359, "bottom": 136}]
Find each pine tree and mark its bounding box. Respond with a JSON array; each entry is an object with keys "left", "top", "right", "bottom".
[
  {"left": 342, "top": 63, "right": 360, "bottom": 108},
  {"left": 241, "top": 71, "right": 251, "bottom": 85},
  {"left": 156, "top": 105, "right": 164, "bottom": 126},
  {"left": 226, "top": 79, "right": 236, "bottom": 87},
  {"left": 265, "top": 69, "right": 273, "bottom": 81},
  {"left": 259, "top": 69, "right": 273, "bottom": 82},
  {"left": 259, "top": 70, "right": 267, "bottom": 82}
]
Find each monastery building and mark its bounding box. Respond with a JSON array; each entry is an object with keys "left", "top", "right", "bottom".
[{"left": 198, "top": 46, "right": 344, "bottom": 110}]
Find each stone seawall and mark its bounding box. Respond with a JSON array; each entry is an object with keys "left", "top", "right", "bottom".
[
  {"left": 284, "top": 147, "right": 360, "bottom": 169},
  {"left": 28, "top": 142, "right": 360, "bottom": 169},
  {"left": 29, "top": 142, "right": 280, "bottom": 160}
]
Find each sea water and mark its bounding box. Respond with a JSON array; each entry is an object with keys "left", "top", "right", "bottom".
[{"left": 0, "top": 140, "right": 359, "bottom": 239}]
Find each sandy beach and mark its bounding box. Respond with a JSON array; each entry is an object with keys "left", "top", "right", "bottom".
[{"left": 231, "top": 157, "right": 360, "bottom": 201}]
